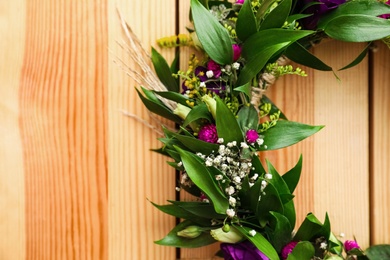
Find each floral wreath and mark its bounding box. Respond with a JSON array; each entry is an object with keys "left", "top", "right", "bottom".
[{"left": 118, "top": 0, "right": 390, "bottom": 259}]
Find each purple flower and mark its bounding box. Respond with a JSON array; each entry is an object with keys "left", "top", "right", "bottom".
[
  {"left": 246, "top": 129, "right": 259, "bottom": 144},
  {"left": 344, "top": 240, "right": 360, "bottom": 252},
  {"left": 221, "top": 240, "right": 269, "bottom": 260},
  {"left": 379, "top": 0, "right": 390, "bottom": 19},
  {"left": 233, "top": 44, "right": 242, "bottom": 61},
  {"left": 198, "top": 124, "right": 218, "bottom": 143},
  {"left": 281, "top": 241, "right": 298, "bottom": 260},
  {"left": 207, "top": 60, "right": 222, "bottom": 78},
  {"left": 301, "top": 0, "right": 346, "bottom": 30},
  {"left": 195, "top": 66, "right": 226, "bottom": 96}
]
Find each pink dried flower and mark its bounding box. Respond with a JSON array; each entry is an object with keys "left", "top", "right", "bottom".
[
  {"left": 207, "top": 60, "right": 222, "bottom": 78},
  {"left": 246, "top": 129, "right": 259, "bottom": 144},
  {"left": 235, "top": 0, "right": 245, "bottom": 4},
  {"left": 379, "top": 0, "right": 390, "bottom": 19},
  {"left": 232, "top": 44, "right": 242, "bottom": 61},
  {"left": 281, "top": 241, "right": 298, "bottom": 260},
  {"left": 344, "top": 240, "right": 360, "bottom": 252},
  {"left": 198, "top": 124, "right": 218, "bottom": 143}
]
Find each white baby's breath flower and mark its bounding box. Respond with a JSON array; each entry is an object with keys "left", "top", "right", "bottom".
[
  {"left": 225, "top": 186, "right": 235, "bottom": 195},
  {"left": 248, "top": 230, "right": 256, "bottom": 237},
  {"left": 217, "top": 138, "right": 224, "bottom": 144},
  {"left": 240, "top": 142, "right": 249, "bottom": 149},
  {"left": 257, "top": 138, "right": 264, "bottom": 145},
  {"left": 215, "top": 174, "right": 223, "bottom": 181},
  {"left": 265, "top": 173, "right": 272, "bottom": 180},
  {"left": 229, "top": 196, "right": 236, "bottom": 207},
  {"left": 251, "top": 173, "right": 259, "bottom": 181},
  {"left": 226, "top": 208, "right": 235, "bottom": 218},
  {"left": 232, "top": 62, "right": 240, "bottom": 70},
  {"left": 206, "top": 70, "right": 214, "bottom": 78},
  {"left": 320, "top": 242, "right": 328, "bottom": 250}
]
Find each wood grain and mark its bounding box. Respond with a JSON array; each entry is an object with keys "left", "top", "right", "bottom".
[
  {"left": 19, "top": 0, "right": 108, "bottom": 259},
  {"left": 0, "top": 1, "right": 26, "bottom": 259},
  {"left": 107, "top": 1, "right": 177, "bottom": 259},
  {"left": 370, "top": 41, "right": 390, "bottom": 244}
]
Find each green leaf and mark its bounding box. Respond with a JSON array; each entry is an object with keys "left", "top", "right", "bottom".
[
  {"left": 318, "top": 0, "right": 390, "bottom": 29},
  {"left": 339, "top": 43, "right": 371, "bottom": 71},
  {"left": 216, "top": 96, "right": 244, "bottom": 143},
  {"left": 150, "top": 201, "right": 211, "bottom": 226},
  {"left": 151, "top": 48, "right": 179, "bottom": 92},
  {"left": 155, "top": 91, "right": 189, "bottom": 106},
  {"left": 286, "top": 241, "right": 315, "bottom": 260},
  {"left": 136, "top": 88, "right": 182, "bottom": 124},
  {"left": 282, "top": 155, "right": 303, "bottom": 194},
  {"left": 168, "top": 201, "right": 225, "bottom": 219},
  {"left": 237, "top": 105, "right": 259, "bottom": 132},
  {"left": 294, "top": 213, "right": 321, "bottom": 241},
  {"left": 191, "top": 0, "right": 233, "bottom": 64},
  {"left": 269, "top": 211, "right": 292, "bottom": 252},
  {"left": 236, "top": 0, "right": 258, "bottom": 41},
  {"left": 260, "top": 0, "right": 292, "bottom": 30},
  {"left": 366, "top": 244, "right": 390, "bottom": 260},
  {"left": 323, "top": 15, "right": 390, "bottom": 42},
  {"left": 183, "top": 103, "right": 213, "bottom": 127},
  {"left": 260, "top": 120, "right": 323, "bottom": 151},
  {"left": 234, "top": 82, "right": 252, "bottom": 97},
  {"left": 173, "top": 134, "right": 219, "bottom": 155},
  {"left": 155, "top": 220, "right": 216, "bottom": 248},
  {"left": 175, "top": 146, "right": 229, "bottom": 214},
  {"left": 256, "top": 0, "right": 278, "bottom": 22},
  {"left": 237, "top": 29, "right": 314, "bottom": 86},
  {"left": 285, "top": 42, "right": 332, "bottom": 71},
  {"left": 233, "top": 224, "right": 280, "bottom": 260}
]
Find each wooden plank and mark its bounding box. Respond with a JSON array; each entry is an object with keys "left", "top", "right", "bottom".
[
  {"left": 370, "top": 41, "right": 390, "bottom": 244},
  {"left": 0, "top": 1, "right": 26, "bottom": 259},
  {"left": 107, "top": 0, "right": 177, "bottom": 259},
  {"left": 313, "top": 41, "right": 369, "bottom": 247},
  {"left": 19, "top": 0, "right": 109, "bottom": 259}
]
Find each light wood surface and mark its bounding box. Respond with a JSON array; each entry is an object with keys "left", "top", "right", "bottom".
[{"left": 0, "top": 1, "right": 388, "bottom": 259}]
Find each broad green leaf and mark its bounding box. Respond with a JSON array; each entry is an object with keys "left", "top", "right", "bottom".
[
  {"left": 286, "top": 241, "right": 315, "bottom": 260},
  {"left": 237, "top": 105, "right": 259, "bottom": 132},
  {"left": 168, "top": 201, "right": 225, "bottom": 219},
  {"left": 216, "top": 96, "right": 244, "bottom": 143},
  {"left": 136, "top": 88, "right": 182, "bottom": 124},
  {"left": 256, "top": 0, "right": 278, "bottom": 22},
  {"left": 285, "top": 42, "right": 332, "bottom": 71},
  {"left": 170, "top": 50, "right": 180, "bottom": 73},
  {"left": 287, "top": 13, "right": 312, "bottom": 24},
  {"left": 260, "top": 0, "right": 292, "bottom": 30},
  {"left": 175, "top": 146, "right": 229, "bottom": 214},
  {"left": 261, "top": 95, "right": 288, "bottom": 120},
  {"left": 183, "top": 103, "right": 213, "bottom": 127},
  {"left": 151, "top": 48, "right": 179, "bottom": 92},
  {"left": 366, "top": 244, "right": 390, "bottom": 260},
  {"left": 155, "top": 220, "right": 216, "bottom": 248},
  {"left": 233, "top": 224, "right": 280, "bottom": 260},
  {"left": 294, "top": 213, "right": 322, "bottom": 240},
  {"left": 255, "top": 181, "right": 284, "bottom": 225},
  {"left": 191, "top": 0, "right": 233, "bottom": 64},
  {"left": 234, "top": 82, "right": 252, "bottom": 97},
  {"left": 173, "top": 133, "right": 219, "bottom": 155},
  {"left": 282, "top": 155, "right": 303, "bottom": 194},
  {"left": 318, "top": 0, "right": 390, "bottom": 29},
  {"left": 150, "top": 201, "right": 211, "bottom": 226},
  {"left": 267, "top": 160, "right": 291, "bottom": 195},
  {"left": 155, "top": 91, "right": 189, "bottom": 106},
  {"left": 323, "top": 15, "right": 390, "bottom": 42},
  {"left": 236, "top": 0, "right": 258, "bottom": 41},
  {"left": 339, "top": 43, "right": 371, "bottom": 71},
  {"left": 260, "top": 120, "right": 323, "bottom": 151},
  {"left": 237, "top": 29, "right": 314, "bottom": 86},
  {"left": 269, "top": 211, "right": 292, "bottom": 252}
]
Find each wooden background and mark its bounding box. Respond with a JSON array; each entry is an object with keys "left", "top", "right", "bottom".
[{"left": 0, "top": 0, "right": 389, "bottom": 259}]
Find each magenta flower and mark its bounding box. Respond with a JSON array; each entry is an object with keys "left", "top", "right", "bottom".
[
  {"left": 233, "top": 44, "right": 242, "bottom": 61},
  {"left": 281, "top": 241, "right": 298, "bottom": 260},
  {"left": 221, "top": 241, "right": 269, "bottom": 260},
  {"left": 207, "top": 60, "right": 222, "bottom": 78},
  {"left": 235, "top": 0, "right": 245, "bottom": 4},
  {"left": 379, "top": 0, "right": 390, "bottom": 19},
  {"left": 344, "top": 240, "right": 360, "bottom": 252},
  {"left": 198, "top": 124, "right": 218, "bottom": 143},
  {"left": 246, "top": 129, "right": 259, "bottom": 144}
]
